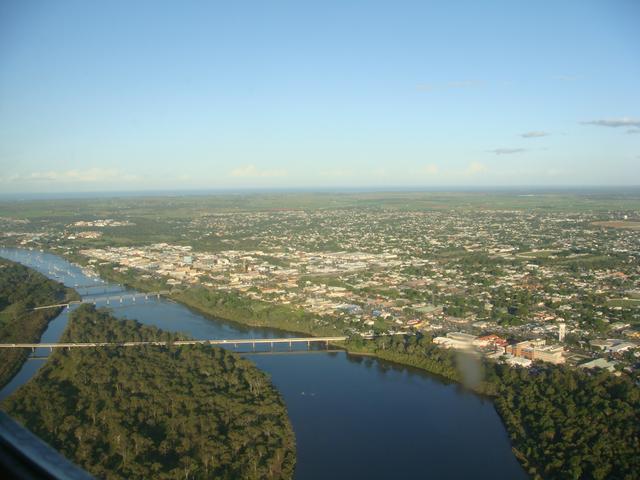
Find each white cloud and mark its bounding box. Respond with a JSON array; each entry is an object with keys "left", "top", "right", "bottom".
[
  {"left": 319, "top": 168, "right": 353, "bottom": 178},
  {"left": 520, "top": 131, "right": 549, "bottom": 138},
  {"left": 488, "top": 148, "right": 527, "bottom": 155},
  {"left": 229, "top": 164, "right": 287, "bottom": 178},
  {"left": 626, "top": 128, "right": 640, "bottom": 135},
  {"left": 581, "top": 117, "right": 640, "bottom": 128},
  {"left": 421, "top": 164, "right": 439, "bottom": 175},
  {"left": 1, "top": 168, "right": 137, "bottom": 183},
  {"left": 464, "top": 161, "right": 488, "bottom": 175},
  {"left": 546, "top": 168, "right": 564, "bottom": 177}
]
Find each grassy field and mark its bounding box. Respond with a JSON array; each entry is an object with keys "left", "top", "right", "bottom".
[
  {"left": 591, "top": 220, "right": 640, "bottom": 230},
  {"left": 606, "top": 298, "right": 640, "bottom": 308},
  {"left": 515, "top": 249, "right": 560, "bottom": 259}
]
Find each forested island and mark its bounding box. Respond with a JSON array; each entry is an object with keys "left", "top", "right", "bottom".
[
  {"left": 0, "top": 258, "right": 77, "bottom": 388},
  {"left": 3, "top": 304, "right": 296, "bottom": 479}
]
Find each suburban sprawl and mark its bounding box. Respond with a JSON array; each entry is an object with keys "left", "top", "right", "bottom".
[{"left": 2, "top": 192, "right": 639, "bottom": 380}]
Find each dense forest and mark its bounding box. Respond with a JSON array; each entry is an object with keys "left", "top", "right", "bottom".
[
  {"left": 3, "top": 305, "right": 296, "bottom": 479},
  {"left": 493, "top": 362, "right": 639, "bottom": 479},
  {"left": 0, "top": 258, "right": 76, "bottom": 388},
  {"left": 347, "top": 335, "right": 640, "bottom": 480}
]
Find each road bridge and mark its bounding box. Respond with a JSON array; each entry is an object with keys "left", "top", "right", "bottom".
[
  {"left": 0, "top": 336, "right": 348, "bottom": 350},
  {"left": 71, "top": 283, "right": 107, "bottom": 289}
]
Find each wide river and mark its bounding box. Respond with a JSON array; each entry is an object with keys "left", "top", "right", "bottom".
[{"left": 0, "top": 248, "right": 526, "bottom": 479}]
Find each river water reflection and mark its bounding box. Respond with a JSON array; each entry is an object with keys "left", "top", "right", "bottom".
[{"left": 0, "top": 247, "right": 526, "bottom": 479}]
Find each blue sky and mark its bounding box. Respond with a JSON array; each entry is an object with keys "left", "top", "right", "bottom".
[{"left": 1, "top": 0, "right": 639, "bottom": 192}]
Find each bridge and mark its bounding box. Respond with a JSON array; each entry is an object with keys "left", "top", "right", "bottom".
[
  {"left": 32, "top": 291, "right": 171, "bottom": 310},
  {"left": 0, "top": 336, "right": 348, "bottom": 350},
  {"left": 71, "top": 283, "right": 106, "bottom": 288}
]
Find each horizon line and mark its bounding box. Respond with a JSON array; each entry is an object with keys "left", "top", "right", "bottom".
[{"left": 2, "top": 185, "right": 640, "bottom": 202}]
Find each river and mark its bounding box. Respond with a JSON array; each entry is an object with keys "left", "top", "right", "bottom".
[{"left": 0, "top": 247, "right": 527, "bottom": 479}]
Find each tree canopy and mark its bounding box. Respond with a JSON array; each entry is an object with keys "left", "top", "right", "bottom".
[
  {"left": 3, "top": 304, "right": 295, "bottom": 479},
  {"left": 0, "top": 258, "right": 75, "bottom": 388}
]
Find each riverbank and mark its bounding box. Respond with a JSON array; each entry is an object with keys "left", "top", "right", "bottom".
[
  {"left": 59, "top": 259, "right": 541, "bottom": 474},
  {"left": 71, "top": 255, "right": 347, "bottom": 338},
  {"left": 0, "top": 247, "right": 533, "bottom": 479},
  {"left": 19, "top": 251, "right": 640, "bottom": 479},
  {"left": 0, "top": 258, "right": 78, "bottom": 389},
  {"left": 95, "top": 264, "right": 640, "bottom": 478}
]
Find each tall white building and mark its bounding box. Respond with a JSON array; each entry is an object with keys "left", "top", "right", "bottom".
[{"left": 558, "top": 322, "right": 566, "bottom": 342}]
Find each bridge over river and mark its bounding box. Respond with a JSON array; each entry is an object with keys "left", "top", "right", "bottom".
[
  {"left": 32, "top": 291, "right": 172, "bottom": 310},
  {"left": 0, "top": 246, "right": 529, "bottom": 479},
  {"left": 0, "top": 336, "right": 348, "bottom": 350}
]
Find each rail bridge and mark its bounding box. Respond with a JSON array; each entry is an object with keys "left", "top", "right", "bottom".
[{"left": 33, "top": 291, "right": 171, "bottom": 310}]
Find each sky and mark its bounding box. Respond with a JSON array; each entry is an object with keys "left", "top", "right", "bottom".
[{"left": 0, "top": 0, "right": 639, "bottom": 193}]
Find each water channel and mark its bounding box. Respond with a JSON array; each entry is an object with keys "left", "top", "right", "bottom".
[{"left": 0, "top": 247, "right": 527, "bottom": 479}]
